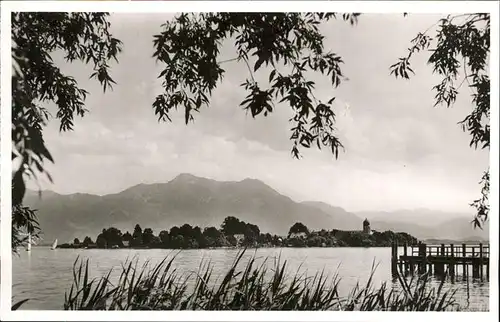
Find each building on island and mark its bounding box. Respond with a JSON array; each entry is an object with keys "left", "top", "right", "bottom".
[
  {"left": 341, "top": 219, "right": 373, "bottom": 236},
  {"left": 289, "top": 232, "right": 308, "bottom": 239},
  {"left": 234, "top": 234, "right": 245, "bottom": 245}
]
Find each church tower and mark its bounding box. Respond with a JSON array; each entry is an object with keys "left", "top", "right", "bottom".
[{"left": 363, "top": 218, "right": 371, "bottom": 234}]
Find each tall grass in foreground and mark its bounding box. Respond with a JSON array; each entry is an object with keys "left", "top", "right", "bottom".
[{"left": 63, "top": 251, "right": 459, "bottom": 311}]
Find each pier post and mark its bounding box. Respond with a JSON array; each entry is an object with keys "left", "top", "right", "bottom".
[
  {"left": 434, "top": 244, "right": 446, "bottom": 276},
  {"left": 418, "top": 242, "right": 427, "bottom": 274},
  {"left": 403, "top": 243, "right": 408, "bottom": 274},
  {"left": 391, "top": 241, "right": 398, "bottom": 276},
  {"left": 435, "top": 262, "right": 443, "bottom": 276},
  {"left": 479, "top": 243, "right": 483, "bottom": 280},
  {"left": 471, "top": 246, "right": 479, "bottom": 278},
  {"left": 431, "top": 245, "right": 435, "bottom": 274},
  {"left": 449, "top": 244, "right": 455, "bottom": 278},
  {"left": 486, "top": 245, "right": 490, "bottom": 278},
  {"left": 472, "top": 259, "right": 480, "bottom": 278},
  {"left": 462, "top": 244, "right": 466, "bottom": 277}
]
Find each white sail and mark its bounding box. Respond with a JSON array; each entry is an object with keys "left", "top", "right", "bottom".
[
  {"left": 26, "top": 234, "right": 32, "bottom": 251},
  {"left": 51, "top": 239, "right": 58, "bottom": 250}
]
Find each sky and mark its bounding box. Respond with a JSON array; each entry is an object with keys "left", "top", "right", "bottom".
[{"left": 32, "top": 13, "right": 489, "bottom": 214}]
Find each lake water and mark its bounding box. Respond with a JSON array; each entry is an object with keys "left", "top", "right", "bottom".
[{"left": 12, "top": 247, "right": 489, "bottom": 311}]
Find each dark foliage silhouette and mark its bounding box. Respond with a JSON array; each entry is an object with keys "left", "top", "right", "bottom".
[
  {"left": 12, "top": 12, "right": 122, "bottom": 250},
  {"left": 288, "top": 222, "right": 310, "bottom": 236},
  {"left": 58, "top": 216, "right": 417, "bottom": 250},
  {"left": 390, "top": 13, "right": 490, "bottom": 228}
]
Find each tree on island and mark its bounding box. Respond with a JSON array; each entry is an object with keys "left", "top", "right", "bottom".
[
  {"left": 11, "top": 13, "right": 490, "bottom": 251},
  {"left": 221, "top": 216, "right": 246, "bottom": 236},
  {"left": 73, "top": 238, "right": 80, "bottom": 245},
  {"left": 170, "top": 235, "right": 185, "bottom": 249},
  {"left": 258, "top": 233, "right": 274, "bottom": 245},
  {"left": 288, "top": 222, "right": 310, "bottom": 237},
  {"left": 203, "top": 227, "right": 221, "bottom": 239},
  {"left": 122, "top": 231, "right": 133, "bottom": 243},
  {"left": 96, "top": 234, "right": 107, "bottom": 249},
  {"left": 243, "top": 223, "right": 261, "bottom": 246},
  {"left": 163, "top": 224, "right": 205, "bottom": 249},
  {"left": 220, "top": 216, "right": 261, "bottom": 246},
  {"left": 178, "top": 224, "right": 194, "bottom": 237},
  {"left": 192, "top": 226, "right": 205, "bottom": 247},
  {"left": 150, "top": 235, "right": 162, "bottom": 248},
  {"left": 242, "top": 225, "right": 257, "bottom": 246},
  {"left": 82, "top": 236, "right": 93, "bottom": 247},
  {"left": 159, "top": 230, "right": 169, "bottom": 246},
  {"left": 101, "top": 227, "right": 124, "bottom": 248},
  {"left": 142, "top": 228, "right": 155, "bottom": 246},
  {"left": 169, "top": 226, "right": 181, "bottom": 236},
  {"left": 203, "top": 227, "right": 225, "bottom": 248},
  {"left": 306, "top": 234, "right": 329, "bottom": 247},
  {"left": 131, "top": 224, "right": 143, "bottom": 247}
]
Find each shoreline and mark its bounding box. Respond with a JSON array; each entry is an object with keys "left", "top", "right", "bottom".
[{"left": 52, "top": 244, "right": 408, "bottom": 250}]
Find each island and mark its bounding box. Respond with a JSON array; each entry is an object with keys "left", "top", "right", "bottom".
[{"left": 57, "top": 216, "right": 418, "bottom": 250}]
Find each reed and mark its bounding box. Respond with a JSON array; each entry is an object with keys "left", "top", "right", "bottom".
[{"left": 60, "top": 250, "right": 459, "bottom": 311}]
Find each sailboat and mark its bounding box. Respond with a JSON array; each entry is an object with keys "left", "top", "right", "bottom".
[
  {"left": 26, "top": 233, "right": 32, "bottom": 252},
  {"left": 51, "top": 239, "right": 58, "bottom": 250}
]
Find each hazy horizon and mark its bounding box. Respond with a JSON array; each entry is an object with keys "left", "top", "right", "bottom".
[
  {"left": 28, "top": 172, "right": 474, "bottom": 217},
  {"left": 26, "top": 13, "right": 489, "bottom": 215}
]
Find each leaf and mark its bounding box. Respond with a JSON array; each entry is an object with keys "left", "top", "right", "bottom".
[
  {"left": 269, "top": 69, "right": 276, "bottom": 83},
  {"left": 12, "top": 299, "right": 29, "bottom": 310},
  {"left": 185, "top": 104, "right": 192, "bottom": 125},
  {"left": 254, "top": 57, "right": 265, "bottom": 72},
  {"left": 158, "top": 69, "right": 168, "bottom": 79},
  {"left": 12, "top": 169, "right": 26, "bottom": 206}
]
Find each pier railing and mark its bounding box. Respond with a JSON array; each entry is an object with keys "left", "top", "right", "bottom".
[
  {"left": 410, "top": 244, "right": 489, "bottom": 258},
  {"left": 391, "top": 242, "right": 489, "bottom": 279}
]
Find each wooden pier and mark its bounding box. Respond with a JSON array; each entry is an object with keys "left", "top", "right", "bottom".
[{"left": 391, "top": 242, "right": 489, "bottom": 279}]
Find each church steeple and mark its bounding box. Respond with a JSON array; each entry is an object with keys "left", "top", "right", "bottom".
[{"left": 363, "top": 218, "right": 371, "bottom": 234}]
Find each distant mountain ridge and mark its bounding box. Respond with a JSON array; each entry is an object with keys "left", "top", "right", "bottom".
[
  {"left": 357, "top": 208, "right": 471, "bottom": 226},
  {"left": 24, "top": 173, "right": 489, "bottom": 243},
  {"left": 357, "top": 209, "right": 489, "bottom": 241},
  {"left": 24, "top": 173, "right": 363, "bottom": 243}
]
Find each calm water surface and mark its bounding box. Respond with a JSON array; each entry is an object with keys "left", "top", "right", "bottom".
[{"left": 12, "top": 247, "right": 489, "bottom": 310}]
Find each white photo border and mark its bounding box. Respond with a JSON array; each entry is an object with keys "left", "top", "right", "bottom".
[{"left": 1, "top": 1, "right": 498, "bottom": 321}]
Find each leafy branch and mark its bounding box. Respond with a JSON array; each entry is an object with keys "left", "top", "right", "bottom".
[
  {"left": 152, "top": 13, "right": 357, "bottom": 159},
  {"left": 11, "top": 12, "right": 122, "bottom": 250},
  {"left": 390, "top": 13, "right": 490, "bottom": 227}
]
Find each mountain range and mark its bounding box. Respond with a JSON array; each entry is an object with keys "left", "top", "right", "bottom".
[{"left": 24, "top": 173, "right": 489, "bottom": 243}]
